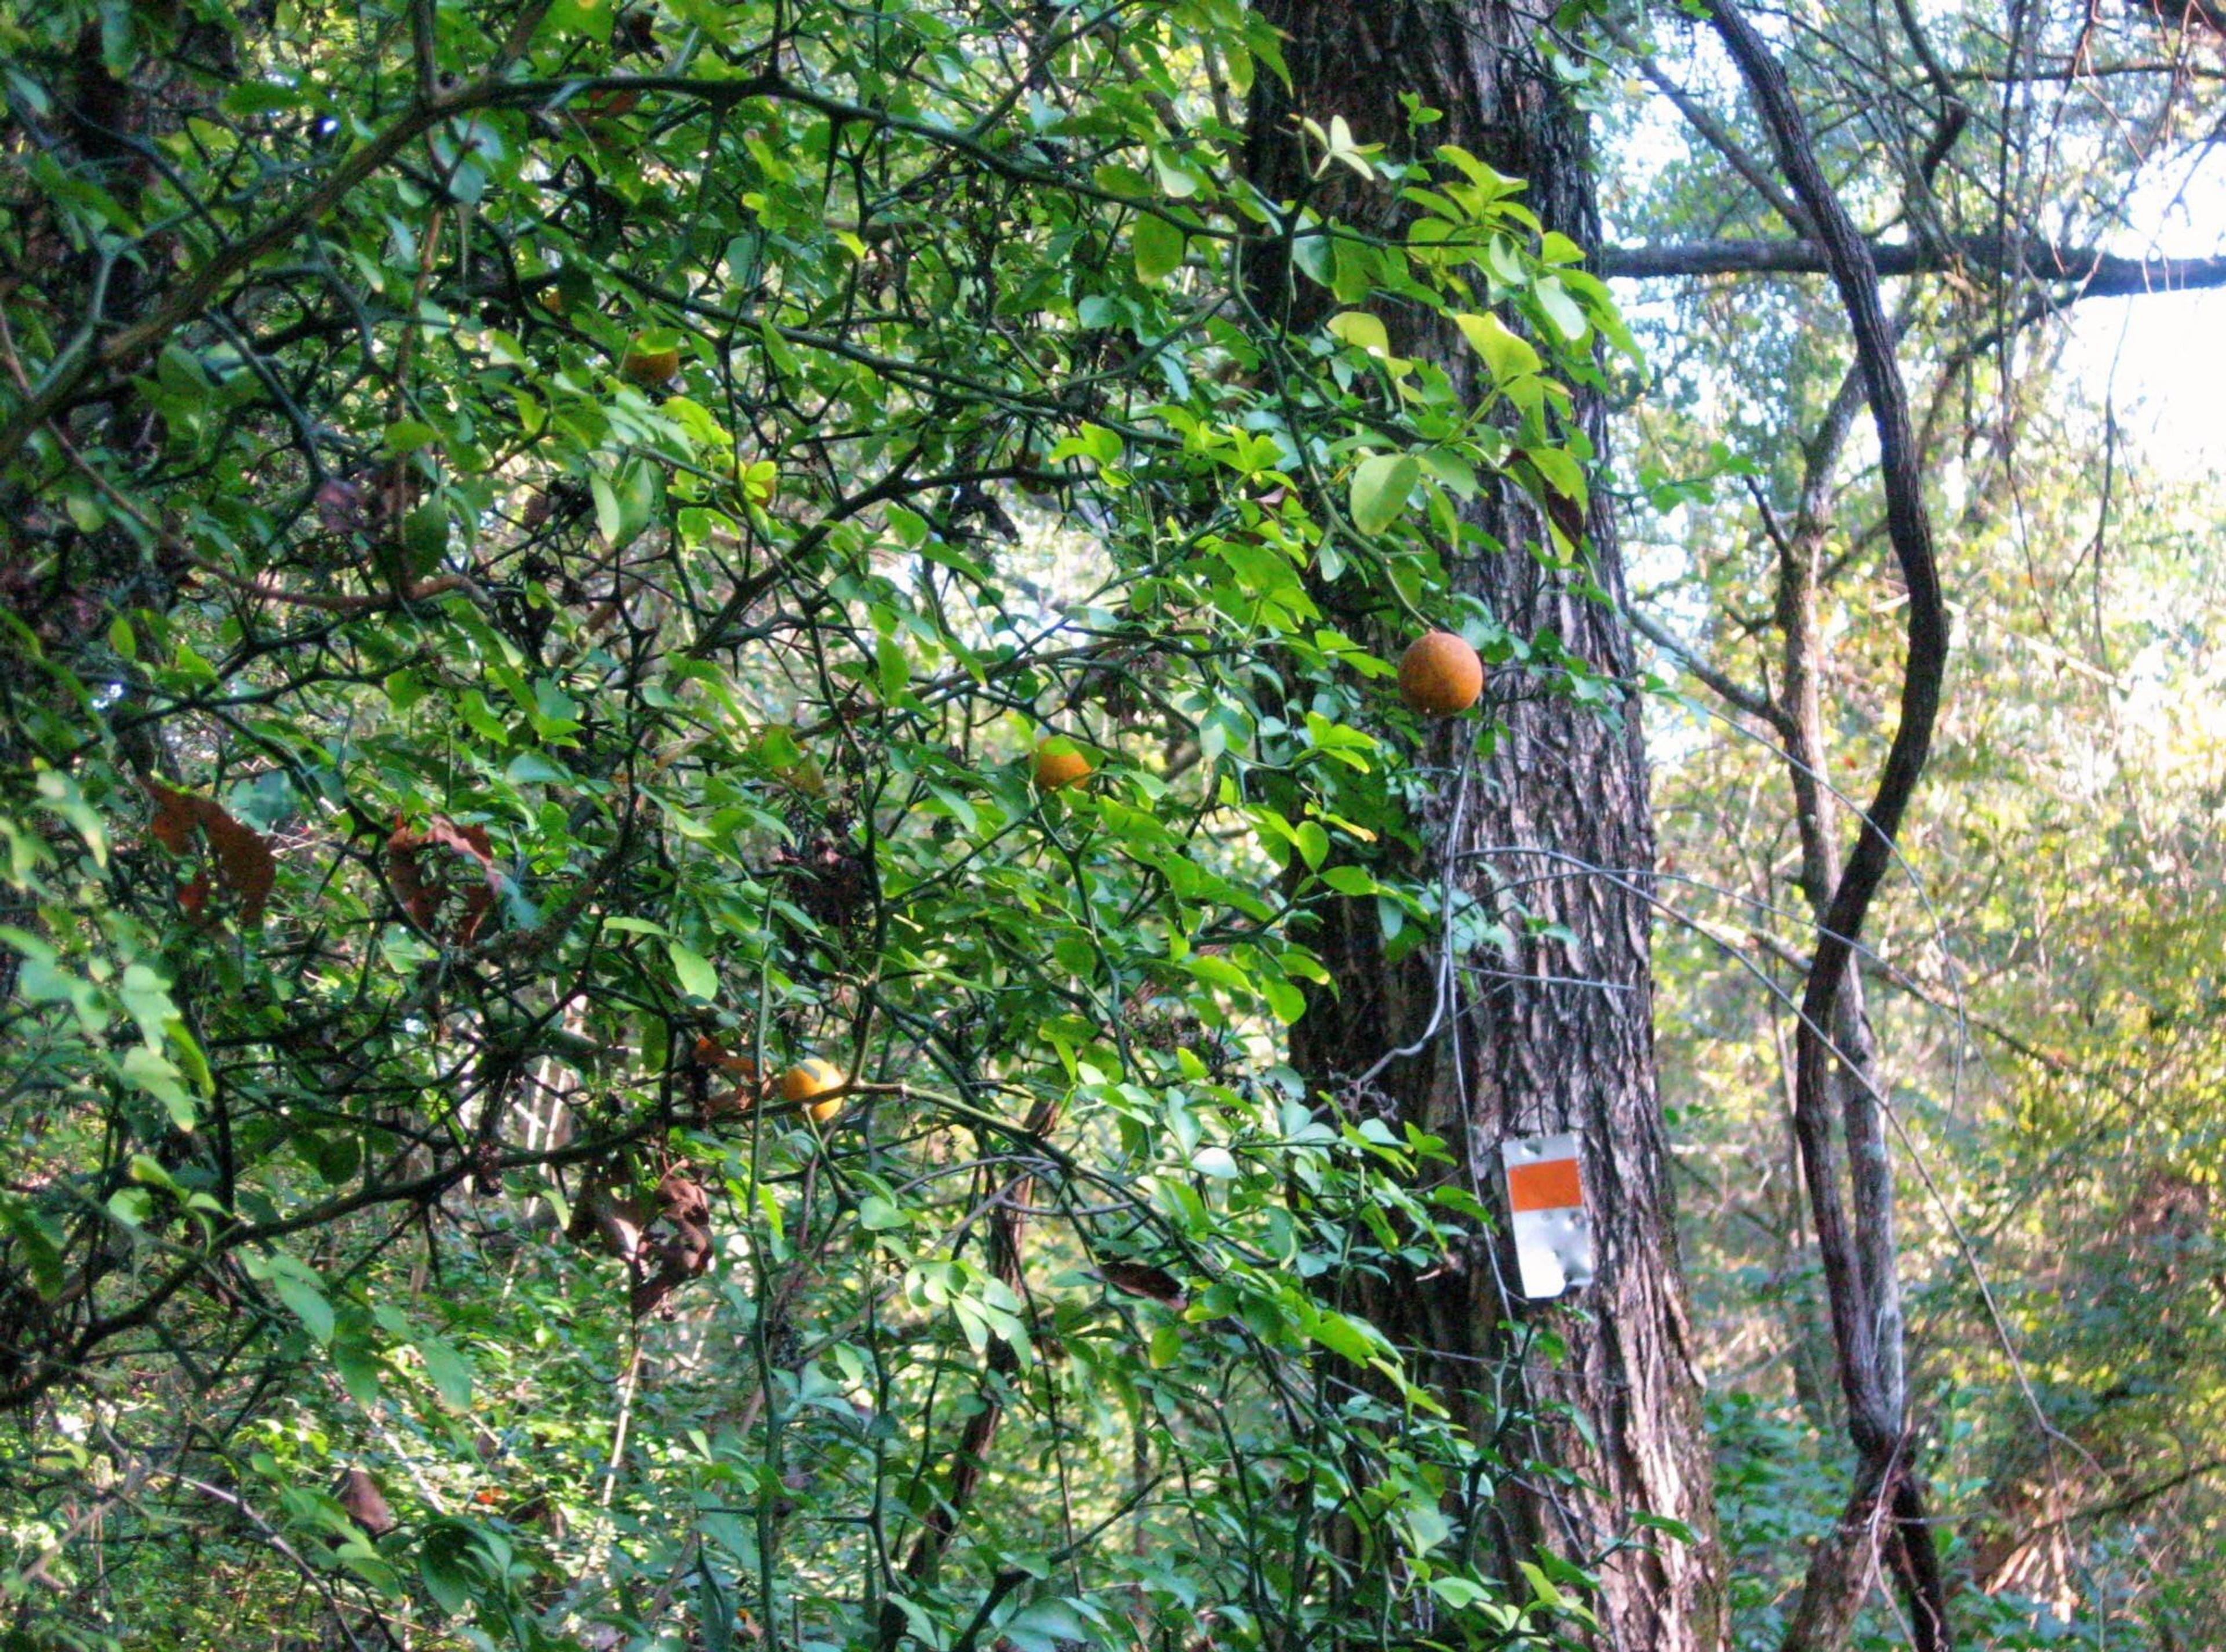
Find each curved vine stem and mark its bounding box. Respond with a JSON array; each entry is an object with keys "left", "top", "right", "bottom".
[{"left": 1704, "top": 3, "right": 1954, "bottom": 1648}]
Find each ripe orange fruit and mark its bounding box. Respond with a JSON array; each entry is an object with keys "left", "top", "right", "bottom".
[
  {"left": 1397, "top": 631, "right": 1483, "bottom": 716},
  {"left": 619, "top": 336, "right": 680, "bottom": 386},
  {"left": 780, "top": 1057, "right": 846, "bottom": 1123},
  {"left": 1032, "top": 740, "right": 1093, "bottom": 791}
]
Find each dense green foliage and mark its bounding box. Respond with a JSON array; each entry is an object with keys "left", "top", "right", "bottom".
[
  {"left": 8, "top": 0, "right": 2225, "bottom": 1646},
  {"left": 0, "top": 2, "right": 1641, "bottom": 1649}
]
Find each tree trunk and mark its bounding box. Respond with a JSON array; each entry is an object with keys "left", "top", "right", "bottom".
[
  {"left": 1772, "top": 367, "right": 1911, "bottom": 1649},
  {"left": 1246, "top": 4, "right": 1725, "bottom": 1647}
]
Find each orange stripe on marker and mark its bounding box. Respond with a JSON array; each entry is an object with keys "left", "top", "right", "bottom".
[{"left": 1507, "top": 1156, "right": 1583, "bottom": 1213}]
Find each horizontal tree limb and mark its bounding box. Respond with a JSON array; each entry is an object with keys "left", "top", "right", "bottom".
[{"left": 1600, "top": 233, "right": 2226, "bottom": 297}]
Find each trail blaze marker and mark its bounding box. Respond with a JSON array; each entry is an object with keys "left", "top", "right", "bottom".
[{"left": 1501, "top": 1133, "right": 1595, "bottom": 1300}]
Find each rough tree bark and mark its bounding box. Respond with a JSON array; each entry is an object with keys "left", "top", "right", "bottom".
[{"left": 1246, "top": 5, "right": 1725, "bottom": 1647}]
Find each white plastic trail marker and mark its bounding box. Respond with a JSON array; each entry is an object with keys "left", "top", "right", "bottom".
[{"left": 1500, "top": 1133, "right": 1595, "bottom": 1300}]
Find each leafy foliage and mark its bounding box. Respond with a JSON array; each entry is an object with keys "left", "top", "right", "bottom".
[{"left": 0, "top": 1, "right": 1635, "bottom": 1648}]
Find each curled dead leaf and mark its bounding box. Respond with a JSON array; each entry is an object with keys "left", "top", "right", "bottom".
[
  {"left": 656, "top": 1169, "right": 710, "bottom": 1225},
  {"left": 1092, "top": 1260, "right": 1188, "bottom": 1310},
  {"left": 314, "top": 478, "right": 365, "bottom": 533},
  {"left": 692, "top": 1035, "right": 768, "bottom": 1116},
  {"left": 336, "top": 1467, "right": 395, "bottom": 1537},
  {"left": 144, "top": 778, "right": 276, "bottom": 924},
  {"left": 628, "top": 1172, "right": 716, "bottom": 1318},
  {"left": 591, "top": 1191, "right": 648, "bottom": 1265},
  {"left": 387, "top": 817, "right": 500, "bottom": 943}
]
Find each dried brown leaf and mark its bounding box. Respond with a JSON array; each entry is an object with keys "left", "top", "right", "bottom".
[
  {"left": 386, "top": 817, "right": 500, "bottom": 943},
  {"left": 144, "top": 778, "right": 276, "bottom": 923},
  {"left": 1093, "top": 1261, "right": 1188, "bottom": 1308},
  {"left": 336, "top": 1468, "right": 395, "bottom": 1537}
]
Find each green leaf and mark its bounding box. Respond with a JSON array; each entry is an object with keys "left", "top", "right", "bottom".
[
  {"left": 1518, "top": 1559, "right": 1592, "bottom": 1620},
  {"left": 592, "top": 457, "right": 663, "bottom": 548},
  {"left": 699, "top": 1551, "right": 739, "bottom": 1652},
  {"left": 1310, "top": 1309, "right": 1377, "bottom": 1363},
  {"left": 0, "top": 1197, "right": 64, "bottom": 1298},
  {"left": 859, "top": 1195, "right": 910, "bottom": 1232},
  {"left": 1152, "top": 150, "right": 1201, "bottom": 199},
  {"left": 1522, "top": 445, "right": 1587, "bottom": 506},
  {"left": 1321, "top": 114, "right": 1374, "bottom": 179},
  {"left": 503, "top": 751, "right": 569, "bottom": 785},
  {"left": 272, "top": 1272, "right": 336, "bottom": 1345},
  {"left": 1431, "top": 1575, "right": 1498, "bottom": 1609},
  {"left": 1261, "top": 976, "right": 1307, "bottom": 1024},
  {"left": 668, "top": 940, "right": 719, "bottom": 1002},
  {"left": 1133, "top": 214, "right": 1184, "bottom": 284},
  {"left": 1002, "top": 1599, "right": 1091, "bottom": 1652},
  {"left": 122, "top": 1046, "right": 198, "bottom": 1131},
  {"left": 1534, "top": 276, "right": 1588, "bottom": 341},
  {"left": 1454, "top": 311, "right": 1541, "bottom": 381},
  {"left": 244, "top": 1251, "right": 335, "bottom": 1344},
  {"left": 221, "top": 81, "right": 310, "bottom": 117},
  {"left": 1326, "top": 311, "right": 1391, "bottom": 358},
  {"left": 333, "top": 1333, "right": 385, "bottom": 1409},
  {"left": 35, "top": 770, "right": 108, "bottom": 868},
  {"left": 591, "top": 473, "right": 623, "bottom": 544},
  {"left": 418, "top": 1336, "right": 474, "bottom": 1409},
  {"left": 546, "top": 0, "right": 618, "bottom": 38},
  {"left": 1148, "top": 1322, "right": 1183, "bottom": 1368},
  {"left": 1093, "top": 163, "right": 1152, "bottom": 199},
  {"left": 1349, "top": 453, "right": 1418, "bottom": 536},
  {"left": 419, "top": 1522, "right": 480, "bottom": 1614},
  {"left": 1404, "top": 1501, "right": 1453, "bottom": 1554}
]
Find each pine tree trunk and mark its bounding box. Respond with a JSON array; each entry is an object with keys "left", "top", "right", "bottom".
[{"left": 1246, "top": 4, "right": 1725, "bottom": 1646}]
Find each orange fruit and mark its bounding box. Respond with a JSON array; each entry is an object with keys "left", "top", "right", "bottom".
[
  {"left": 1032, "top": 740, "right": 1093, "bottom": 791},
  {"left": 1397, "top": 631, "right": 1483, "bottom": 716},
  {"left": 620, "top": 336, "right": 680, "bottom": 386},
  {"left": 780, "top": 1057, "right": 846, "bottom": 1123}
]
